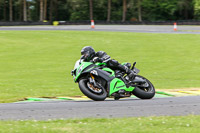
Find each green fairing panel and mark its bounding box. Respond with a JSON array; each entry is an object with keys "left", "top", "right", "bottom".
[
  {"left": 74, "top": 62, "right": 93, "bottom": 82},
  {"left": 95, "top": 62, "right": 115, "bottom": 77},
  {"left": 102, "top": 67, "right": 115, "bottom": 77},
  {"left": 85, "top": 62, "right": 107, "bottom": 73},
  {"left": 125, "top": 86, "right": 135, "bottom": 92},
  {"left": 109, "top": 78, "right": 135, "bottom": 95},
  {"left": 95, "top": 62, "right": 107, "bottom": 66}
]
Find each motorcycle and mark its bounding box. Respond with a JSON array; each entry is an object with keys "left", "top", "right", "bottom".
[{"left": 71, "top": 59, "right": 155, "bottom": 101}]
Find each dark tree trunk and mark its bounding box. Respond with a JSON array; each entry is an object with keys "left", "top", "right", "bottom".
[
  {"left": 89, "top": 0, "right": 93, "bottom": 20},
  {"left": 122, "top": 0, "right": 126, "bottom": 22},
  {"left": 44, "top": 0, "right": 47, "bottom": 20},
  {"left": 9, "top": 0, "right": 13, "bottom": 21},
  {"left": 49, "top": 0, "right": 58, "bottom": 21},
  {"left": 49, "top": 0, "right": 53, "bottom": 22},
  {"left": 27, "top": 1, "right": 31, "bottom": 21},
  {"left": 138, "top": 0, "right": 142, "bottom": 22},
  {"left": 107, "top": 0, "right": 111, "bottom": 22},
  {"left": 4, "top": 0, "right": 7, "bottom": 21},
  {"left": 19, "top": 0, "right": 23, "bottom": 21},
  {"left": 55, "top": 0, "right": 58, "bottom": 20},
  {"left": 23, "top": 0, "right": 27, "bottom": 21},
  {"left": 40, "top": 0, "right": 44, "bottom": 21}
]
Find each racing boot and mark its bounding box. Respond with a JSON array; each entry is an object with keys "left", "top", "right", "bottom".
[
  {"left": 126, "top": 68, "right": 135, "bottom": 81},
  {"left": 118, "top": 64, "right": 135, "bottom": 80},
  {"left": 124, "top": 63, "right": 136, "bottom": 80}
]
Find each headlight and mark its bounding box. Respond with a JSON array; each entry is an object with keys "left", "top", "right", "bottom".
[{"left": 71, "top": 69, "right": 76, "bottom": 76}]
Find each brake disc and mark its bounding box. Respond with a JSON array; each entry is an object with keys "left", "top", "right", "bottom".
[{"left": 87, "top": 82, "right": 102, "bottom": 93}]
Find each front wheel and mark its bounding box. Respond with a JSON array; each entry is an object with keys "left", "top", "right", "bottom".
[
  {"left": 79, "top": 79, "right": 107, "bottom": 101},
  {"left": 132, "top": 75, "right": 155, "bottom": 99}
]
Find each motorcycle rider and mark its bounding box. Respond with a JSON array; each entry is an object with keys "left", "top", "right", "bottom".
[{"left": 80, "top": 46, "right": 135, "bottom": 80}]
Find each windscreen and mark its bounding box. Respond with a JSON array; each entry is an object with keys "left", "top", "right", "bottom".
[{"left": 74, "top": 60, "right": 80, "bottom": 70}]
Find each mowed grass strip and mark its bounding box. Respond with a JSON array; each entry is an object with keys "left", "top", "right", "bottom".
[
  {"left": 0, "top": 115, "right": 200, "bottom": 133},
  {"left": 0, "top": 31, "right": 200, "bottom": 103}
]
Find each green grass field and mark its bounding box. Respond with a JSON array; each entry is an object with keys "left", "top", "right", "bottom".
[
  {"left": 0, "top": 115, "right": 200, "bottom": 133},
  {"left": 0, "top": 30, "right": 200, "bottom": 103}
]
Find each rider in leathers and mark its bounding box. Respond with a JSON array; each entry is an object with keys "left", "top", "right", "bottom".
[{"left": 80, "top": 46, "right": 135, "bottom": 79}]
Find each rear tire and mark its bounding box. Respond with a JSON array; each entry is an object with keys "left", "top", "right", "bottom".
[
  {"left": 132, "top": 75, "right": 155, "bottom": 99},
  {"left": 79, "top": 79, "right": 107, "bottom": 101}
]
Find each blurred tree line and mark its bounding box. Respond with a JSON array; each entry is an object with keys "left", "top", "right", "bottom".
[{"left": 0, "top": 0, "right": 200, "bottom": 22}]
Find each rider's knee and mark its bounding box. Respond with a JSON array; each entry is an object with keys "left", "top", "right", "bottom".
[{"left": 108, "top": 59, "right": 119, "bottom": 66}]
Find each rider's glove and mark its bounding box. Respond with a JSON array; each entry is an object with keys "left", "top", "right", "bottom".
[{"left": 93, "top": 57, "right": 99, "bottom": 63}]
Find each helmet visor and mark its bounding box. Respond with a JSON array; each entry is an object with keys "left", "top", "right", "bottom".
[{"left": 81, "top": 51, "right": 90, "bottom": 60}]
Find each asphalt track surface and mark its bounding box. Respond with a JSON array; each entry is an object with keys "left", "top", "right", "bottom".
[
  {"left": 0, "top": 96, "right": 200, "bottom": 120},
  {"left": 0, "top": 25, "right": 200, "bottom": 34},
  {"left": 0, "top": 25, "right": 200, "bottom": 120}
]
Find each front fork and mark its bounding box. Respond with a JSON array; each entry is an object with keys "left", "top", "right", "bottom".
[{"left": 88, "top": 73, "right": 101, "bottom": 89}]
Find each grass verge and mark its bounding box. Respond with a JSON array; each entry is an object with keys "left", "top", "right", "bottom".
[{"left": 0, "top": 115, "right": 200, "bottom": 133}]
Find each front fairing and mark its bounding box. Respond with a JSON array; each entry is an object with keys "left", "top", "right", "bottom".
[{"left": 72, "top": 60, "right": 93, "bottom": 82}]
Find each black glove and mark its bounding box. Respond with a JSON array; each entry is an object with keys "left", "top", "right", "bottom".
[{"left": 93, "top": 57, "right": 99, "bottom": 63}]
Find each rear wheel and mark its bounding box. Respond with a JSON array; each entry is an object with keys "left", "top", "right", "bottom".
[
  {"left": 79, "top": 79, "right": 107, "bottom": 101},
  {"left": 132, "top": 75, "right": 155, "bottom": 99}
]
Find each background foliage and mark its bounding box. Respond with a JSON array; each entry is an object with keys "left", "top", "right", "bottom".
[{"left": 0, "top": 0, "right": 200, "bottom": 22}]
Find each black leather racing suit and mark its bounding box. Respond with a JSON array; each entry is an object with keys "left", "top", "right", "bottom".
[{"left": 92, "top": 51, "right": 132, "bottom": 75}]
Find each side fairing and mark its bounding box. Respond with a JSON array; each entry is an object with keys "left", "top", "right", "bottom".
[
  {"left": 109, "top": 78, "right": 135, "bottom": 96},
  {"left": 102, "top": 67, "right": 115, "bottom": 77},
  {"left": 88, "top": 68, "right": 115, "bottom": 81}
]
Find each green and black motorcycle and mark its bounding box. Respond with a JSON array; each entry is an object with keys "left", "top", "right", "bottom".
[{"left": 71, "top": 59, "right": 155, "bottom": 101}]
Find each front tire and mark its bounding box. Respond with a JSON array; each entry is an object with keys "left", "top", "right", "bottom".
[
  {"left": 132, "top": 75, "right": 155, "bottom": 99},
  {"left": 79, "top": 79, "right": 107, "bottom": 101}
]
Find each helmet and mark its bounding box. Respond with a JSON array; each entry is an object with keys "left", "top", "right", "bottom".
[{"left": 81, "top": 46, "right": 95, "bottom": 61}]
